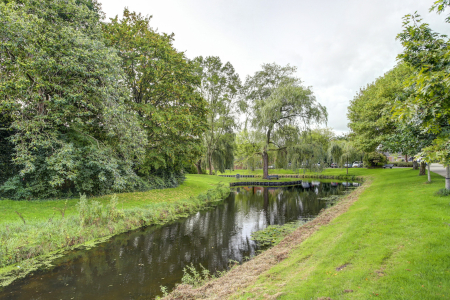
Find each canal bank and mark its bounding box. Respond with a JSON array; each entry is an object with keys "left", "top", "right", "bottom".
[
  {"left": 0, "top": 175, "right": 340, "bottom": 289},
  {"left": 0, "top": 181, "right": 356, "bottom": 299},
  {"left": 165, "top": 168, "right": 450, "bottom": 299}
]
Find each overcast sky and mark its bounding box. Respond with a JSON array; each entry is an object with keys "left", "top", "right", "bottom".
[{"left": 101, "top": 0, "right": 448, "bottom": 134}]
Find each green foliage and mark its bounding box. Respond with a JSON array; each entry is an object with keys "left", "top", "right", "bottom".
[
  {"left": 0, "top": 0, "right": 147, "bottom": 199},
  {"left": 234, "top": 129, "right": 264, "bottom": 170},
  {"left": 391, "top": 162, "right": 413, "bottom": 167},
  {"left": 394, "top": 5, "right": 450, "bottom": 166},
  {"left": 329, "top": 144, "right": 343, "bottom": 165},
  {"left": 0, "top": 113, "right": 16, "bottom": 186},
  {"left": 363, "top": 152, "right": 387, "bottom": 167},
  {"left": 103, "top": 9, "right": 207, "bottom": 178},
  {"left": 244, "top": 63, "right": 327, "bottom": 178},
  {"left": 181, "top": 263, "right": 214, "bottom": 287},
  {"left": 193, "top": 56, "right": 241, "bottom": 174},
  {"left": 347, "top": 63, "right": 411, "bottom": 152},
  {"left": 251, "top": 221, "right": 307, "bottom": 248},
  {"left": 434, "top": 188, "right": 450, "bottom": 197}
]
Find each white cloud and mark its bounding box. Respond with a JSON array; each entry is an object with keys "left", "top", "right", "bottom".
[{"left": 101, "top": 0, "right": 449, "bottom": 134}]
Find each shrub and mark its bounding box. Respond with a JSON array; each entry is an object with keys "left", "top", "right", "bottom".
[
  {"left": 363, "top": 152, "right": 387, "bottom": 167},
  {"left": 392, "top": 162, "right": 413, "bottom": 167}
]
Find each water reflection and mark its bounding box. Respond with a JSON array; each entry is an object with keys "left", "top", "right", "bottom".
[{"left": 0, "top": 183, "right": 349, "bottom": 300}]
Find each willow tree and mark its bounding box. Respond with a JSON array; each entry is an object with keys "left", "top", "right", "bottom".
[
  {"left": 235, "top": 130, "right": 264, "bottom": 171},
  {"left": 245, "top": 64, "right": 327, "bottom": 179},
  {"left": 329, "top": 144, "right": 343, "bottom": 167},
  {"left": 194, "top": 56, "right": 241, "bottom": 174},
  {"left": 340, "top": 142, "right": 360, "bottom": 175}
]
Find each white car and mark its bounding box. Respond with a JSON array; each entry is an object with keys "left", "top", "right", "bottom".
[{"left": 352, "top": 161, "right": 363, "bottom": 168}]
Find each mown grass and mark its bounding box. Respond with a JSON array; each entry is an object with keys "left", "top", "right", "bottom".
[{"left": 229, "top": 168, "right": 450, "bottom": 299}]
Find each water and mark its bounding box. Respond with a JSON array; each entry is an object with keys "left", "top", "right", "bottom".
[{"left": 0, "top": 182, "right": 355, "bottom": 300}]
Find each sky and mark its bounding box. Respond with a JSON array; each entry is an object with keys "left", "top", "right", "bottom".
[{"left": 101, "top": 0, "right": 449, "bottom": 134}]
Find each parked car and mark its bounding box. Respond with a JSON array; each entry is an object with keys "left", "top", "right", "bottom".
[
  {"left": 344, "top": 163, "right": 353, "bottom": 168},
  {"left": 352, "top": 161, "right": 363, "bottom": 168},
  {"left": 330, "top": 162, "right": 338, "bottom": 168}
]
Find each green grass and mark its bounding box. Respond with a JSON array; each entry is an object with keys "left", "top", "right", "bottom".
[{"left": 230, "top": 168, "right": 450, "bottom": 299}]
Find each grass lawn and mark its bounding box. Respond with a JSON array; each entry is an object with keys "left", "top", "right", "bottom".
[{"left": 228, "top": 168, "right": 450, "bottom": 299}]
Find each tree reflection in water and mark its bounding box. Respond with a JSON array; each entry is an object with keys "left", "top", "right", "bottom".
[{"left": 0, "top": 183, "right": 348, "bottom": 300}]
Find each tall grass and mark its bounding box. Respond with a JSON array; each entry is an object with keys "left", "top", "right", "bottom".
[{"left": 0, "top": 184, "right": 230, "bottom": 273}]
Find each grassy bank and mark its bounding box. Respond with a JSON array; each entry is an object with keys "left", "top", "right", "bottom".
[
  {"left": 167, "top": 168, "right": 450, "bottom": 299},
  {"left": 0, "top": 174, "right": 306, "bottom": 287}
]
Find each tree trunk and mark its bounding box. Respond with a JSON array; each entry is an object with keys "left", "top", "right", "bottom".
[
  {"left": 419, "top": 161, "right": 426, "bottom": 176},
  {"left": 208, "top": 153, "right": 213, "bottom": 175},
  {"left": 262, "top": 151, "right": 269, "bottom": 179},
  {"left": 446, "top": 166, "right": 450, "bottom": 190},
  {"left": 346, "top": 156, "right": 348, "bottom": 175},
  {"left": 263, "top": 128, "right": 271, "bottom": 180},
  {"left": 405, "top": 154, "right": 408, "bottom": 163},
  {"left": 195, "top": 159, "right": 202, "bottom": 174},
  {"left": 427, "top": 163, "right": 431, "bottom": 182},
  {"left": 412, "top": 161, "right": 418, "bottom": 170}
]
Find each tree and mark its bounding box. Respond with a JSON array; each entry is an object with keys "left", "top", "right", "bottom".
[
  {"left": 234, "top": 130, "right": 264, "bottom": 171},
  {"left": 0, "top": 0, "right": 146, "bottom": 199},
  {"left": 394, "top": 1, "right": 450, "bottom": 188},
  {"left": 348, "top": 63, "right": 411, "bottom": 153},
  {"left": 193, "top": 56, "right": 241, "bottom": 174},
  {"left": 103, "top": 9, "right": 208, "bottom": 181},
  {"left": 340, "top": 142, "right": 360, "bottom": 175},
  {"left": 382, "top": 122, "right": 435, "bottom": 176},
  {"left": 244, "top": 64, "right": 327, "bottom": 179},
  {"left": 329, "top": 144, "right": 343, "bottom": 167},
  {"left": 0, "top": 112, "right": 16, "bottom": 186}
]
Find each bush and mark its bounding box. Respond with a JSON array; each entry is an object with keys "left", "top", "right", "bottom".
[
  {"left": 392, "top": 162, "right": 413, "bottom": 167},
  {"left": 363, "top": 152, "right": 387, "bottom": 167}
]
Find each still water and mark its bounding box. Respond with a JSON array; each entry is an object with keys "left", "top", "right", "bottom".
[{"left": 0, "top": 182, "right": 354, "bottom": 300}]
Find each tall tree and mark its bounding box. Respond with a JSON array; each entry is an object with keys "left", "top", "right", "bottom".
[
  {"left": 103, "top": 9, "right": 208, "bottom": 180},
  {"left": 0, "top": 0, "right": 146, "bottom": 199},
  {"left": 193, "top": 56, "right": 241, "bottom": 174},
  {"left": 244, "top": 64, "right": 327, "bottom": 179},
  {"left": 394, "top": 1, "right": 450, "bottom": 187},
  {"left": 348, "top": 63, "right": 411, "bottom": 152}
]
